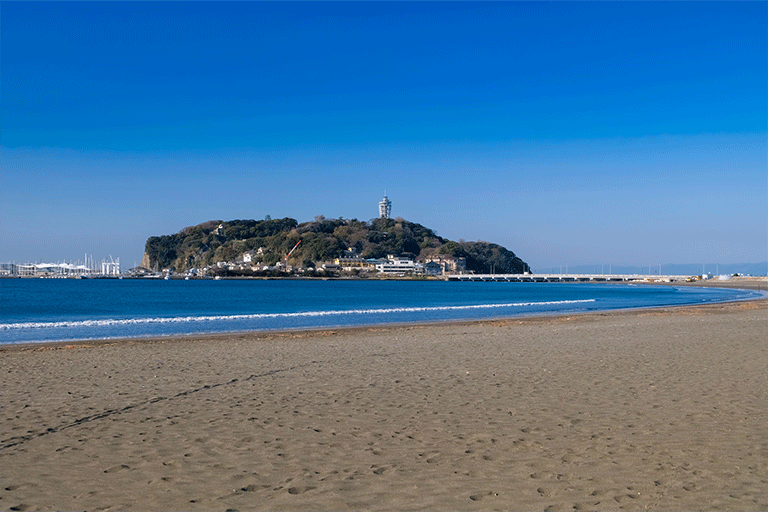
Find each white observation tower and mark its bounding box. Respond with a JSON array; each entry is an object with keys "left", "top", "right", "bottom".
[{"left": 379, "top": 193, "right": 392, "bottom": 219}]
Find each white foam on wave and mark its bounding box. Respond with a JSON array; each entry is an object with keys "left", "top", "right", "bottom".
[{"left": 0, "top": 299, "right": 596, "bottom": 330}]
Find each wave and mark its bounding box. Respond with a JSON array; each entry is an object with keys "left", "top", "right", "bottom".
[{"left": 0, "top": 299, "right": 596, "bottom": 330}]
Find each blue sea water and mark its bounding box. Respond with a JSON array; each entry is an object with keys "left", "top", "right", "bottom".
[{"left": 0, "top": 279, "right": 762, "bottom": 345}]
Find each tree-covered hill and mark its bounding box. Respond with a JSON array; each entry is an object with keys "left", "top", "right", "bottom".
[{"left": 142, "top": 216, "right": 531, "bottom": 274}]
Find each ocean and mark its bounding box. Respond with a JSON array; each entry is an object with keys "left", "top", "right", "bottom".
[{"left": 0, "top": 278, "right": 762, "bottom": 345}]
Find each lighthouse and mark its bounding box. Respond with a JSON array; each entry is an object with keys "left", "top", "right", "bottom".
[{"left": 379, "top": 193, "right": 392, "bottom": 219}]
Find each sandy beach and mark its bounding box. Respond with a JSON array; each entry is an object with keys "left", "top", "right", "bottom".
[{"left": 1, "top": 285, "right": 766, "bottom": 511}]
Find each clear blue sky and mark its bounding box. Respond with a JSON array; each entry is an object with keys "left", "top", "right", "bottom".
[{"left": 2, "top": 1, "right": 766, "bottom": 270}]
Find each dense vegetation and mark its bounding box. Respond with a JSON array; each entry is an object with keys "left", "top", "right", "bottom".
[{"left": 143, "top": 216, "right": 531, "bottom": 274}]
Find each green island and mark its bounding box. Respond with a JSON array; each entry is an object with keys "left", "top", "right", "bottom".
[{"left": 141, "top": 216, "right": 530, "bottom": 278}]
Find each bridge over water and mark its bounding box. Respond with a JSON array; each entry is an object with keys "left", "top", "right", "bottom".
[{"left": 445, "top": 273, "right": 690, "bottom": 283}]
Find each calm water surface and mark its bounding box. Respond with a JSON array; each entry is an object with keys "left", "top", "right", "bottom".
[{"left": 0, "top": 279, "right": 761, "bottom": 344}]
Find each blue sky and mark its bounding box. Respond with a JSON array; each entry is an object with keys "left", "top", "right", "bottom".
[{"left": 2, "top": 1, "right": 766, "bottom": 270}]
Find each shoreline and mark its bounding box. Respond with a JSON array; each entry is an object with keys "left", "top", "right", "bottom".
[
  {"left": 2, "top": 295, "right": 766, "bottom": 355},
  {"left": 2, "top": 280, "right": 765, "bottom": 353},
  {"left": 2, "top": 288, "right": 766, "bottom": 510}
]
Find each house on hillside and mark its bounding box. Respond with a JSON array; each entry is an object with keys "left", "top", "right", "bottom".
[
  {"left": 243, "top": 248, "right": 264, "bottom": 263},
  {"left": 424, "top": 255, "right": 466, "bottom": 274},
  {"left": 335, "top": 248, "right": 373, "bottom": 271}
]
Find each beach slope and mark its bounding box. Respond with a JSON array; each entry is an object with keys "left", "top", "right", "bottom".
[{"left": 2, "top": 298, "right": 766, "bottom": 511}]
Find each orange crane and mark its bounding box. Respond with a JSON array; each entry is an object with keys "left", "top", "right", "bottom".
[{"left": 285, "top": 240, "right": 302, "bottom": 266}]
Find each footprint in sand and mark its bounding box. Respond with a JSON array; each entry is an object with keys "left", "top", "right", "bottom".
[
  {"left": 469, "top": 491, "right": 498, "bottom": 501},
  {"left": 241, "top": 484, "right": 269, "bottom": 492},
  {"left": 287, "top": 485, "right": 316, "bottom": 495},
  {"left": 544, "top": 505, "right": 572, "bottom": 512},
  {"left": 104, "top": 464, "right": 130, "bottom": 473},
  {"left": 613, "top": 493, "right": 638, "bottom": 503}
]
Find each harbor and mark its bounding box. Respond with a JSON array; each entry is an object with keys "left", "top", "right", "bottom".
[{"left": 0, "top": 256, "right": 120, "bottom": 278}]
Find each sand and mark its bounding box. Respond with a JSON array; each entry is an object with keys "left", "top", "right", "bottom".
[{"left": 1, "top": 290, "right": 766, "bottom": 511}]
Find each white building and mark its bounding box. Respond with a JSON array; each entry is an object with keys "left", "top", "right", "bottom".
[
  {"left": 379, "top": 194, "right": 392, "bottom": 219},
  {"left": 243, "top": 250, "right": 259, "bottom": 263},
  {"left": 376, "top": 255, "right": 415, "bottom": 276}
]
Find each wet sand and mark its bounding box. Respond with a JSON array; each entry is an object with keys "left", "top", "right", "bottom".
[{"left": 1, "top": 291, "right": 766, "bottom": 511}]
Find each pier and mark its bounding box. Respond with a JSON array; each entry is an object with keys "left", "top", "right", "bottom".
[{"left": 445, "top": 273, "right": 691, "bottom": 283}]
